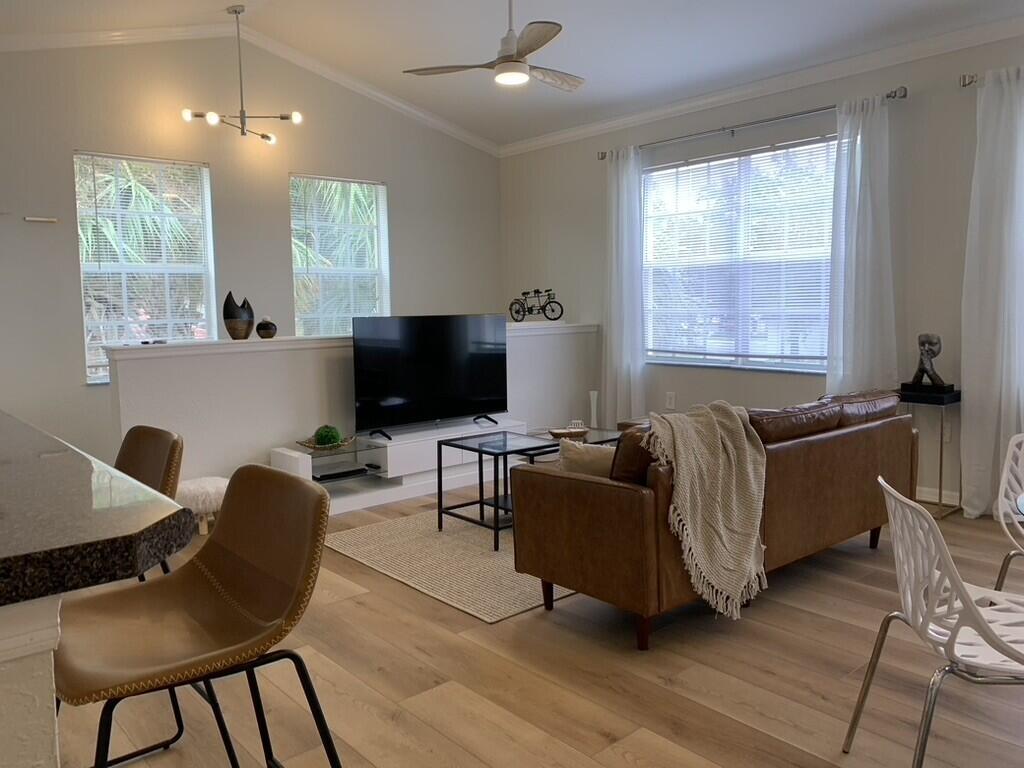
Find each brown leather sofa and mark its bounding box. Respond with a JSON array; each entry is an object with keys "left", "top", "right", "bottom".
[{"left": 510, "top": 391, "right": 918, "bottom": 649}]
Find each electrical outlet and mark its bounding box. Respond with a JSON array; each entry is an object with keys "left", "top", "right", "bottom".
[{"left": 665, "top": 391, "right": 676, "bottom": 410}]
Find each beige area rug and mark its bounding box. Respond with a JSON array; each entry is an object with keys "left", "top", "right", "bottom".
[{"left": 325, "top": 511, "right": 572, "bottom": 623}]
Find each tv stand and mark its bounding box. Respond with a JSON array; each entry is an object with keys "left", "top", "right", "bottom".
[
  {"left": 369, "top": 428, "right": 393, "bottom": 441},
  {"left": 358, "top": 416, "right": 526, "bottom": 480},
  {"left": 473, "top": 414, "right": 499, "bottom": 426}
]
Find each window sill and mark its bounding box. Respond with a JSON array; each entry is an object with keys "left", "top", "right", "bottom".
[{"left": 645, "top": 358, "right": 826, "bottom": 376}]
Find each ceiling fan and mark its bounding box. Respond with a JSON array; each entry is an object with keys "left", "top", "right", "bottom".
[{"left": 403, "top": 0, "right": 584, "bottom": 91}]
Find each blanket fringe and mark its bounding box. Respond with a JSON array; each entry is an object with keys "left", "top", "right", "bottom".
[{"left": 670, "top": 500, "right": 766, "bottom": 620}]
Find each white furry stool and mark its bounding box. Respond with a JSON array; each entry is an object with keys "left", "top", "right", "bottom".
[{"left": 176, "top": 476, "right": 229, "bottom": 535}]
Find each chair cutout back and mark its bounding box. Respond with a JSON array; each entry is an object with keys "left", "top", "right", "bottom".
[
  {"left": 997, "top": 433, "right": 1024, "bottom": 555},
  {"left": 193, "top": 464, "right": 329, "bottom": 629},
  {"left": 879, "top": 476, "right": 1024, "bottom": 667},
  {"left": 115, "top": 425, "right": 184, "bottom": 498}
]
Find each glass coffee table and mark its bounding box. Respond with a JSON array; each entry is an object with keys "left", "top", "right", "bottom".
[{"left": 436, "top": 429, "right": 621, "bottom": 551}]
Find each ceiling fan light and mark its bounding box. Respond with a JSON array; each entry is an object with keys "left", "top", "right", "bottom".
[
  {"left": 494, "top": 61, "right": 530, "bottom": 86},
  {"left": 205, "top": 111, "right": 221, "bottom": 126}
]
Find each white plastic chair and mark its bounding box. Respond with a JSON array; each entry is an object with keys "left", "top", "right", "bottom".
[
  {"left": 994, "top": 433, "right": 1024, "bottom": 590},
  {"left": 843, "top": 476, "right": 1024, "bottom": 768}
]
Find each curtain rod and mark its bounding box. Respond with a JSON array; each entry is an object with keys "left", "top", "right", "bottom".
[{"left": 597, "top": 85, "right": 908, "bottom": 160}]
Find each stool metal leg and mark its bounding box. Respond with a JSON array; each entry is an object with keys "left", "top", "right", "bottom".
[
  {"left": 281, "top": 650, "right": 343, "bottom": 768},
  {"left": 912, "top": 665, "right": 953, "bottom": 768},
  {"left": 843, "top": 611, "right": 905, "bottom": 753},
  {"left": 246, "top": 668, "right": 285, "bottom": 768},
  {"left": 203, "top": 678, "right": 241, "bottom": 768},
  {"left": 92, "top": 698, "right": 121, "bottom": 768},
  {"left": 995, "top": 550, "right": 1024, "bottom": 590}
]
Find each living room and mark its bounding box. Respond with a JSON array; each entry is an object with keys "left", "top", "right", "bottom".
[{"left": 3, "top": 1, "right": 1024, "bottom": 766}]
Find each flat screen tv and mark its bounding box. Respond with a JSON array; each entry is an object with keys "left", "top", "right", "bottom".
[{"left": 353, "top": 314, "right": 508, "bottom": 432}]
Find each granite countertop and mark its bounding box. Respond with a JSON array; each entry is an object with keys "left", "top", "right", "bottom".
[{"left": 0, "top": 411, "right": 196, "bottom": 606}]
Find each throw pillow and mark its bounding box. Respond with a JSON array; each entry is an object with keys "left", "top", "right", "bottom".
[
  {"left": 559, "top": 439, "right": 616, "bottom": 477},
  {"left": 610, "top": 427, "right": 655, "bottom": 484}
]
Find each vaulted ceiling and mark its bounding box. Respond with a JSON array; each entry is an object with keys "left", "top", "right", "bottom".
[{"left": 3, "top": 0, "right": 1024, "bottom": 148}]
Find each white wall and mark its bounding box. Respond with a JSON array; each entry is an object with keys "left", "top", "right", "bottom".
[
  {"left": 0, "top": 38, "right": 500, "bottom": 461},
  {"left": 498, "top": 35, "right": 1024, "bottom": 493}
]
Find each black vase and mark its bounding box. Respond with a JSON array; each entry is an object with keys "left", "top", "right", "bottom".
[
  {"left": 256, "top": 317, "right": 278, "bottom": 339},
  {"left": 223, "top": 291, "right": 254, "bottom": 340}
]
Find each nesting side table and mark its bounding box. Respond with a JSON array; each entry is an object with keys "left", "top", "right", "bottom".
[{"left": 900, "top": 389, "right": 962, "bottom": 519}]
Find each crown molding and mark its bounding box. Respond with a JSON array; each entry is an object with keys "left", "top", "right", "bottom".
[
  {"left": 0, "top": 23, "right": 234, "bottom": 52},
  {"left": 496, "top": 15, "right": 1024, "bottom": 157},
  {"left": 0, "top": 22, "right": 499, "bottom": 157},
  {"left": 238, "top": 28, "right": 498, "bottom": 156}
]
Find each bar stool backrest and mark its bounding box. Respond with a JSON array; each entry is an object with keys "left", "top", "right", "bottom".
[
  {"left": 115, "top": 424, "right": 183, "bottom": 498},
  {"left": 191, "top": 464, "right": 330, "bottom": 630}
]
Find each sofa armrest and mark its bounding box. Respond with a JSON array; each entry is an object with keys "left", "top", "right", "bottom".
[{"left": 510, "top": 464, "right": 659, "bottom": 616}]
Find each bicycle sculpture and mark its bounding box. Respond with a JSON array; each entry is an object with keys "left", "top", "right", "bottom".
[{"left": 508, "top": 289, "right": 564, "bottom": 322}]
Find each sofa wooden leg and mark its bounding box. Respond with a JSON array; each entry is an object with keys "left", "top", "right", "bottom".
[
  {"left": 869, "top": 527, "right": 881, "bottom": 550},
  {"left": 541, "top": 580, "right": 554, "bottom": 611},
  {"left": 635, "top": 615, "right": 652, "bottom": 651}
]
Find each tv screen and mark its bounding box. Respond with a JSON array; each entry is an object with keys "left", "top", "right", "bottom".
[{"left": 353, "top": 314, "right": 508, "bottom": 432}]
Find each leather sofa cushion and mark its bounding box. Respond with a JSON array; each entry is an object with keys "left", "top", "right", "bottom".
[
  {"left": 559, "top": 439, "right": 616, "bottom": 476},
  {"left": 610, "top": 427, "right": 655, "bottom": 484},
  {"left": 819, "top": 390, "right": 900, "bottom": 426},
  {"left": 747, "top": 401, "right": 842, "bottom": 444}
]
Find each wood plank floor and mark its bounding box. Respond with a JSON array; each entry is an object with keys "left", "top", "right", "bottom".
[{"left": 58, "top": 492, "right": 1024, "bottom": 767}]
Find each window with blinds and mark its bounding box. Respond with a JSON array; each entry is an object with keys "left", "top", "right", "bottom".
[
  {"left": 74, "top": 153, "right": 217, "bottom": 384},
  {"left": 642, "top": 137, "right": 836, "bottom": 372},
  {"left": 290, "top": 175, "right": 391, "bottom": 337}
]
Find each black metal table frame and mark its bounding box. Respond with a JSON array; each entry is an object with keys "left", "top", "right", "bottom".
[{"left": 436, "top": 430, "right": 620, "bottom": 551}]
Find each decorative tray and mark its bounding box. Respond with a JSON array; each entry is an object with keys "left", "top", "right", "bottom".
[
  {"left": 549, "top": 427, "right": 590, "bottom": 440},
  {"left": 296, "top": 435, "right": 356, "bottom": 452}
]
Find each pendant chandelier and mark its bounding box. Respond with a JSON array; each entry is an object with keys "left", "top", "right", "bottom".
[{"left": 181, "top": 5, "right": 302, "bottom": 145}]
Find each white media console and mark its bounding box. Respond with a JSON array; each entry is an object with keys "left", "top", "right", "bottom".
[{"left": 271, "top": 416, "right": 528, "bottom": 511}]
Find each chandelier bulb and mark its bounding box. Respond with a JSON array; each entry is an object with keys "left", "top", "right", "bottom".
[
  {"left": 290, "top": 111, "right": 303, "bottom": 125},
  {"left": 181, "top": 108, "right": 194, "bottom": 122},
  {"left": 264, "top": 132, "right": 277, "bottom": 145},
  {"left": 205, "top": 111, "right": 221, "bottom": 126}
]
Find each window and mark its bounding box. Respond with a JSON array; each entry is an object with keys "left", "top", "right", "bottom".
[
  {"left": 642, "top": 137, "right": 836, "bottom": 372},
  {"left": 290, "top": 175, "right": 390, "bottom": 336},
  {"left": 74, "top": 153, "right": 217, "bottom": 383}
]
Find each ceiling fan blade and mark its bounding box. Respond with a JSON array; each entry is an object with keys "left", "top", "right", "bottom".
[
  {"left": 516, "top": 21, "right": 562, "bottom": 58},
  {"left": 530, "top": 66, "right": 584, "bottom": 92},
  {"left": 403, "top": 62, "right": 496, "bottom": 75}
]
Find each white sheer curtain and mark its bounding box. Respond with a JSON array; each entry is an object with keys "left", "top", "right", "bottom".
[
  {"left": 602, "top": 146, "right": 645, "bottom": 427},
  {"left": 961, "top": 68, "right": 1024, "bottom": 519},
  {"left": 825, "top": 96, "right": 898, "bottom": 395}
]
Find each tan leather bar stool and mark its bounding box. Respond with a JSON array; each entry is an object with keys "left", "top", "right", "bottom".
[
  {"left": 55, "top": 464, "right": 343, "bottom": 768},
  {"left": 115, "top": 424, "right": 184, "bottom": 578}
]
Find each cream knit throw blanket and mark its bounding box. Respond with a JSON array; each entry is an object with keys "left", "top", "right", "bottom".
[{"left": 642, "top": 402, "right": 767, "bottom": 619}]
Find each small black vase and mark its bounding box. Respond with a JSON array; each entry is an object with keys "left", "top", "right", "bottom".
[
  {"left": 256, "top": 317, "right": 277, "bottom": 339},
  {"left": 223, "top": 291, "right": 254, "bottom": 340}
]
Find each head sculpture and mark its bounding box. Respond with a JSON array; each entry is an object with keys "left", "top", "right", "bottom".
[{"left": 912, "top": 333, "right": 945, "bottom": 387}]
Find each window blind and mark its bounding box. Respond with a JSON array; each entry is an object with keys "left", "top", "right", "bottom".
[
  {"left": 74, "top": 153, "right": 216, "bottom": 383},
  {"left": 642, "top": 137, "right": 836, "bottom": 371},
  {"left": 290, "top": 175, "right": 391, "bottom": 337}
]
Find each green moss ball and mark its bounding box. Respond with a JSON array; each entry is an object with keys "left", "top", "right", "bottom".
[{"left": 314, "top": 424, "right": 341, "bottom": 446}]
